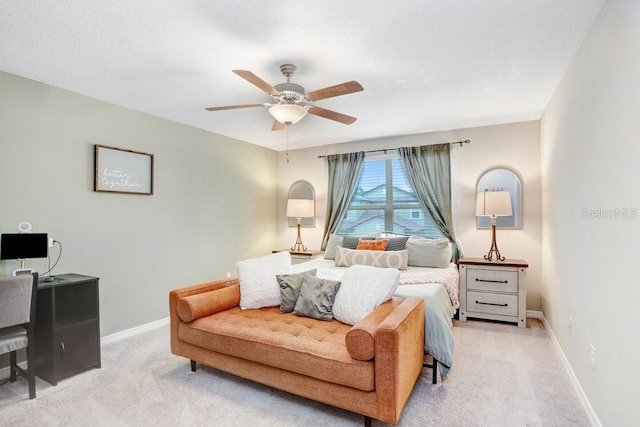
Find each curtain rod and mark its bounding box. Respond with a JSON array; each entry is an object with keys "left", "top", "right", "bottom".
[{"left": 316, "top": 139, "right": 470, "bottom": 159}]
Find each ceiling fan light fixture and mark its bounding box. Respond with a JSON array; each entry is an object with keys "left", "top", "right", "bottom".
[
  {"left": 269, "top": 103, "right": 307, "bottom": 125},
  {"left": 206, "top": 65, "right": 363, "bottom": 130}
]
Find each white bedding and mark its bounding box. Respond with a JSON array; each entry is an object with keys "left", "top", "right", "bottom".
[{"left": 291, "top": 258, "right": 458, "bottom": 379}]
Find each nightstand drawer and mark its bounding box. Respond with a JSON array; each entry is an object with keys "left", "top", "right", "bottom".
[
  {"left": 466, "top": 269, "right": 518, "bottom": 293},
  {"left": 467, "top": 291, "right": 518, "bottom": 317}
]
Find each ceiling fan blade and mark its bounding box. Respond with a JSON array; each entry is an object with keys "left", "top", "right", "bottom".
[
  {"left": 233, "top": 70, "right": 281, "bottom": 97},
  {"left": 308, "top": 106, "right": 357, "bottom": 125},
  {"left": 271, "top": 120, "right": 285, "bottom": 131},
  {"left": 306, "top": 81, "right": 363, "bottom": 101},
  {"left": 205, "top": 103, "right": 264, "bottom": 112}
]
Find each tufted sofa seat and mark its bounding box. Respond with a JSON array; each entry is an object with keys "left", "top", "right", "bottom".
[
  {"left": 170, "top": 278, "right": 425, "bottom": 426},
  {"left": 180, "top": 306, "right": 375, "bottom": 391}
]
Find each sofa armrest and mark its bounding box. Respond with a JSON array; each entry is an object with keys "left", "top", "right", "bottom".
[
  {"left": 345, "top": 299, "right": 397, "bottom": 361},
  {"left": 170, "top": 278, "right": 239, "bottom": 355},
  {"left": 374, "top": 296, "right": 425, "bottom": 424},
  {"left": 177, "top": 285, "right": 240, "bottom": 323}
]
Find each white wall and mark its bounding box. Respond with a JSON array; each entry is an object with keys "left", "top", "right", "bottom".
[
  {"left": 278, "top": 120, "right": 542, "bottom": 310},
  {"left": 541, "top": 0, "right": 640, "bottom": 425},
  {"left": 0, "top": 71, "right": 279, "bottom": 337}
]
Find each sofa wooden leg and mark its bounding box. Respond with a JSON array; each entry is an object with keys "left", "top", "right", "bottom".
[
  {"left": 363, "top": 415, "right": 372, "bottom": 427},
  {"left": 190, "top": 360, "right": 196, "bottom": 372}
]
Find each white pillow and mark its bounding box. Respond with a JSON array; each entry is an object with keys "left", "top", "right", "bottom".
[
  {"left": 406, "top": 237, "right": 452, "bottom": 268},
  {"left": 335, "top": 247, "right": 408, "bottom": 270},
  {"left": 237, "top": 251, "right": 291, "bottom": 309},
  {"left": 333, "top": 265, "right": 400, "bottom": 325}
]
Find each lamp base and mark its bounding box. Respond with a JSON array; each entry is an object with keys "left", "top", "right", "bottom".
[
  {"left": 484, "top": 223, "right": 505, "bottom": 262},
  {"left": 290, "top": 223, "right": 307, "bottom": 252}
]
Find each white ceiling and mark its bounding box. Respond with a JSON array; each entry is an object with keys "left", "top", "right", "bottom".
[{"left": 1, "top": 1, "right": 606, "bottom": 151}]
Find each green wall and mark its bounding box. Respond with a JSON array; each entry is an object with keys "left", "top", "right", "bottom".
[{"left": 0, "top": 71, "right": 278, "bottom": 339}]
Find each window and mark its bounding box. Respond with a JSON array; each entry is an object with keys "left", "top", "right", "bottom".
[{"left": 336, "top": 156, "right": 443, "bottom": 237}]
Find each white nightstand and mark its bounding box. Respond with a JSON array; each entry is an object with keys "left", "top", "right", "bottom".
[{"left": 458, "top": 258, "right": 528, "bottom": 328}]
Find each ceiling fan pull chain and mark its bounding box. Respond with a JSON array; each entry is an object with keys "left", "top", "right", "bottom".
[{"left": 286, "top": 125, "right": 290, "bottom": 164}]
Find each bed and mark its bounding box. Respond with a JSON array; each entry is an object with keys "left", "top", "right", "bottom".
[{"left": 291, "top": 257, "right": 459, "bottom": 381}]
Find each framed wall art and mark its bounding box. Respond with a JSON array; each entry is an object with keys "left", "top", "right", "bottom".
[{"left": 94, "top": 144, "right": 154, "bottom": 195}]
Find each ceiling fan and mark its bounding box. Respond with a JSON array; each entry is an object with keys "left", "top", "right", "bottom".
[{"left": 205, "top": 64, "right": 364, "bottom": 131}]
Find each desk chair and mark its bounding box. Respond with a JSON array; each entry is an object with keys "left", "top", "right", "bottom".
[{"left": 0, "top": 272, "right": 38, "bottom": 399}]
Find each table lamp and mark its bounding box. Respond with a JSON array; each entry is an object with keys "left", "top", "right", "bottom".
[
  {"left": 476, "top": 190, "right": 512, "bottom": 261},
  {"left": 286, "top": 199, "right": 314, "bottom": 252}
]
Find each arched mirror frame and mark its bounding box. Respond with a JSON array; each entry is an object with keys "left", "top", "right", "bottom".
[
  {"left": 476, "top": 167, "right": 522, "bottom": 229},
  {"left": 288, "top": 180, "right": 315, "bottom": 228}
]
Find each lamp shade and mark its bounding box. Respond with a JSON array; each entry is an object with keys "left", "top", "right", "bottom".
[
  {"left": 286, "top": 199, "right": 314, "bottom": 218},
  {"left": 476, "top": 191, "right": 512, "bottom": 217},
  {"left": 269, "top": 104, "right": 308, "bottom": 125}
]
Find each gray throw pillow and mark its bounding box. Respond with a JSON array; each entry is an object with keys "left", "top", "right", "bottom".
[
  {"left": 385, "top": 236, "right": 410, "bottom": 251},
  {"left": 323, "top": 234, "right": 343, "bottom": 260},
  {"left": 293, "top": 275, "right": 341, "bottom": 321},
  {"left": 406, "top": 237, "right": 452, "bottom": 268},
  {"left": 277, "top": 269, "right": 317, "bottom": 313}
]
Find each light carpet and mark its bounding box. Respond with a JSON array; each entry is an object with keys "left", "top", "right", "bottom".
[{"left": 0, "top": 318, "right": 591, "bottom": 426}]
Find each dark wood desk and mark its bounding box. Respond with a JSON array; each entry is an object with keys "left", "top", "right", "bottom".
[{"left": 35, "top": 273, "right": 101, "bottom": 385}]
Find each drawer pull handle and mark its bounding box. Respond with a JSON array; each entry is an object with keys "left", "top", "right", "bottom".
[
  {"left": 60, "top": 342, "right": 65, "bottom": 358},
  {"left": 475, "top": 278, "right": 508, "bottom": 284},
  {"left": 476, "top": 300, "right": 508, "bottom": 307}
]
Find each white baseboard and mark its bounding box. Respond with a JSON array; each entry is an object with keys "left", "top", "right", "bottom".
[
  {"left": 528, "top": 311, "right": 602, "bottom": 427},
  {"left": 526, "top": 310, "right": 544, "bottom": 320},
  {"left": 101, "top": 317, "right": 169, "bottom": 346}
]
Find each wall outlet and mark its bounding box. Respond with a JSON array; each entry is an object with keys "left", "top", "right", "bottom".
[
  {"left": 48, "top": 237, "right": 54, "bottom": 248},
  {"left": 226, "top": 272, "right": 231, "bottom": 278},
  {"left": 590, "top": 345, "right": 596, "bottom": 370},
  {"left": 568, "top": 317, "right": 573, "bottom": 333}
]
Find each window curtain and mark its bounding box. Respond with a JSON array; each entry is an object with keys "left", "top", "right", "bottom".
[
  {"left": 321, "top": 152, "right": 365, "bottom": 250},
  {"left": 397, "top": 144, "right": 462, "bottom": 261}
]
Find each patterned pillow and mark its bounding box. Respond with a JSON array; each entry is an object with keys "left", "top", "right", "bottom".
[
  {"left": 333, "top": 265, "right": 400, "bottom": 325},
  {"left": 356, "top": 238, "right": 389, "bottom": 251},
  {"left": 293, "top": 275, "right": 341, "bottom": 321},
  {"left": 335, "top": 247, "right": 408, "bottom": 270},
  {"left": 385, "top": 236, "right": 410, "bottom": 251}
]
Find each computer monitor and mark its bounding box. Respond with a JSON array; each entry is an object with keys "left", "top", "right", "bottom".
[{"left": 0, "top": 233, "right": 49, "bottom": 260}]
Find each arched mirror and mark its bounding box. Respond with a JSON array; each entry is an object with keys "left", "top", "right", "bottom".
[
  {"left": 476, "top": 168, "right": 522, "bottom": 229},
  {"left": 288, "top": 180, "right": 315, "bottom": 228}
]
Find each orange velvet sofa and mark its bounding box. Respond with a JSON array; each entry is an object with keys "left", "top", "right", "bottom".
[{"left": 170, "top": 277, "right": 425, "bottom": 426}]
